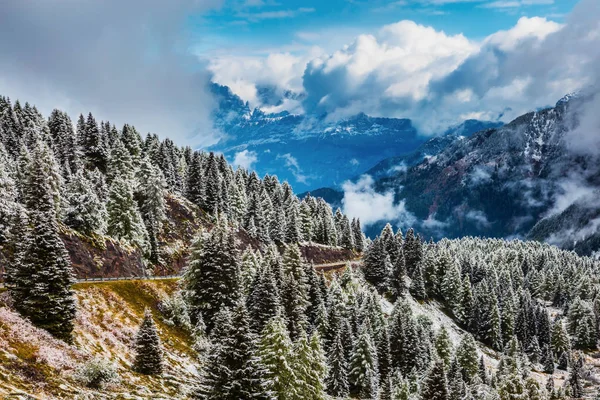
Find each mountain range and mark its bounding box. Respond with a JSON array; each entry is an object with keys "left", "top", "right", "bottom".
[{"left": 209, "top": 83, "right": 502, "bottom": 191}]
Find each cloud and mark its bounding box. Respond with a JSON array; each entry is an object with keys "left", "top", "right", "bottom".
[
  {"left": 429, "top": 0, "right": 599, "bottom": 131},
  {"left": 276, "top": 153, "right": 309, "bottom": 184},
  {"left": 233, "top": 150, "right": 258, "bottom": 169},
  {"left": 0, "top": 0, "right": 221, "bottom": 148},
  {"left": 465, "top": 210, "right": 492, "bottom": 228},
  {"left": 207, "top": 47, "right": 324, "bottom": 110},
  {"left": 302, "top": 20, "right": 477, "bottom": 122},
  {"left": 342, "top": 175, "right": 416, "bottom": 226},
  {"left": 236, "top": 7, "right": 315, "bottom": 22}
]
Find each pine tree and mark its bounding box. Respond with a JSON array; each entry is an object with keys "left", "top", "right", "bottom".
[
  {"left": 403, "top": 228, "right": 423, "bottom": 277},
  {"left": 326, "top": 327, "right": 349, "bottom": 398},
  {"left": 133, "top": 309, "right": 164, "bottom": 375},
  {"left": 198, "top": 302, "right": 270, "bottom": 399},
  {"left": 568, "top": 352, "right": 584, "bottom": 399},
  {"left": 247, "top": 263, "right": 281, "bottom": 334},
  {"left": 106, "top": 175, "right": 149, "bottom": 250},
  {"left": 258, "top": 315, "right": 298, "bottom": 399},
  {"left": 410, "top": 263, "right": 427, "bottom": 300},
  {"left": 294, "top": 332, "right": 328, "bottom": 400},
  {"left": 551, "top": 320, "right": 570, "bottom": 358},
  {"left": 363, "top": 237, "right": 389, "bottom": 293},
  {"left": 441, "top": 260, "right": 462, "bottom": 312},
  {"left": 435, "top": 327, "right": 453, "bottom": 368},
  {"left": 541, "top": 344, "right": 555, "bottom": 373},
  {"left": 136, "top": 159, "right": 167, "bottom": 264},
  {"left": 455, "top": 334, "right": 479, "bottom": 383},
  {"left": 349, "top": 323, "right": 379, "bottom": 399},
  {"left": 64, "top": 170, "right": 106, "bottom": 235},
  {"left": 184, "top": 218, "right": 242, "bottom": 330},
  {"left": 391, "top": 249, "right": 407, "bottom": 299},
  {"left": 421, "top": 359, "right": 449, "bottom": 400},
  {"left": 79, "top": 112, "right": 108, "bottom": 173},
  {"left": 8, "top": 148, "right": 76, "bottom": 342},
  {"left": 352, "top": 218, "right": 365, "bottom": 252},
  {"left": 282, "top": 244, "right": 310, "bottom": 339}
]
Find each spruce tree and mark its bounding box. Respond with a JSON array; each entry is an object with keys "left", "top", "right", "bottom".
[
  {"left": 282, "top": 244, "right": 310, "bottom": 339},
  {"left": 568, "top": 352, "right": 584, "bottom": 399},
  {"left": 421, "top": 359, "right": 449, "bottom": 400},
  {"left": 326, "top": 327, "right": 349, "bottom": 398},
  {"left": 64, "top": 170, "right": 106, "bottom": 235},
  {"left": 133, "top": 309, "right": 164, "bottom": 375},
  {"left": 455, "top": 334, "right": 479, "bottom": 383},
  {"left": 106, "top": 175, "right": 149, "bottom": 250},
  {"left": 198, "top": 302, "right": 270, "bottom": 400},
  {"left": 184, "top": 218, "right": 242, "bottom": 330},
  {"left": 349, "top": 323, "right": 379, "bottom": 399},
  {"left": 258, "top": 315, "right": 298, "bottom": 399},
  {"left": 294, "top": 332, "right": 328, "bottom": 400},
  {"left": 363, "top": 237, "right": 389, "bottom": 293},
  {"left": 435, "top": 327, "right": 453, "bottom": 368},
  {"left": 8, "top": 148, "right": 76, "bottom": 342}
]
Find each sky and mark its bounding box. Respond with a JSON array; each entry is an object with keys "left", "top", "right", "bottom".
[{"left": 0, "top": 0, "right": 595, "bottom": 147}]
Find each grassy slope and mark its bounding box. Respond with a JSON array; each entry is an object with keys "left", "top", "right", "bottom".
[{"left": 0, "top": 279, "right": 199, "bottom": 399}]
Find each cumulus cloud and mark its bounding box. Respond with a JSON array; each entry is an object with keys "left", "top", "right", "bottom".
[
  {"left": 0, "top": 0, "right": 220, "bottom": 147},
  {"left": 209, "top": 2, "right": 598, "bottom": 137},
  {"left": 430, "top": 0, "right": 600, "bottom": 130},
  {"left": 207, "top": 47, "right": 325, "bottom": 111},
  {"left": 233, "top": 150, "right": 258, "bottom": 170},
  {"left": 302, "top": 20, "right": 477, "bottom": 122},
  {"left": 342, "top": 175, "right": 416, "bottom": 226}
]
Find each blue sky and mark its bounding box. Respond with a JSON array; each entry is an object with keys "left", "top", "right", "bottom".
[
  {"left": 0, "top": 0, "right": 595, "bottom": 147},
  {"left": 192, "top": 0, "right": 577, "bottom": 55}
]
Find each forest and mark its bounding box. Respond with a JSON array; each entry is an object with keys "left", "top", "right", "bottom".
[{"left": 0, "top": 96, "right": 599, "bottom": 399}]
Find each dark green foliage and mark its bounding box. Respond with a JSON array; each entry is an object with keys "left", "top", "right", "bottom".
[{"left": 133, "top": 309, "right": 164, "bottom": 375}]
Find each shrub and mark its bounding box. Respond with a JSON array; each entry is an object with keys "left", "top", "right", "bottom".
[
  {"left": 158, "top": 291, "right": 192, "bottom": 330},
  {"left": 74, "top": 358, "right": 120, "bottom": 389}
]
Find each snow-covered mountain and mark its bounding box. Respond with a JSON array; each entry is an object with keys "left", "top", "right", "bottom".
[
  {"left": 209, "top": 84, "right": 501, "bottom": 191},
  {"left": 369, "top": 92, "right": 600, "bottom": 254}
]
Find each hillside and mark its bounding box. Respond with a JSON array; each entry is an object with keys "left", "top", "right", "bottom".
[
  {"left": 359, "top": 92, "right": 600, "bottom": 255},
  {"left": 0, "top": 279, "right": 199, "bottom": 399}
]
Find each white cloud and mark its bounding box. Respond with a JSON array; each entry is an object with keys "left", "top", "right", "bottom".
[
  {"left": 276, "top": 153, "right": 309, "bottom": 184},
  {"left": 465, "top": 210, "right": 492, "bottom": 228},
  {"left": 484, "top": 16, "right": 562, "bottom": 50},
  {"left": 342, "top": 175, "right": 416, "bottom": 226},
  {"left": 232, "top": 150, "right": 258, "bottom": 170}
]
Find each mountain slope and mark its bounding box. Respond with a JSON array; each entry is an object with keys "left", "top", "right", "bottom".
[
  {"left": 210, "top": 84, "right": 500, "bottom": 191},
  {"left": 371, "top": 93, "right": 600, "bottom": 250}
]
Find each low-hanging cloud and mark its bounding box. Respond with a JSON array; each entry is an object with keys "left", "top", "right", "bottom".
[
  {"left": 0, "top": 0, "right": 221, "bottom": 147},
  {"left": 342, "top": 175, "right": 416, "bottom": 227}
]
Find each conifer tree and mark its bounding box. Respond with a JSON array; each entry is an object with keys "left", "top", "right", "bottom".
[
  {"left": 568, "top": 352, "right": 584, "bottom": 399},
  {"left": 247, "top": 264, "right": 281, "bottom": 333},
  {"left": 294, "top": 332, "right": 328, "bottom": 400},
  {"left": 8, "top": 148, "right": 76, "bottom": 342},
  {"left": 551, "top": 320, "right": 570, "bottom": 358},
  {"left": 435, "top": 327, "right": 453, "bottom": 368},
  {"left": 326, "top": 327, "right": 350, "bottom": 398},
  {"left": 136, "top": 159, "right": 167, "bottom": 264},
  {"left": 106, "top": 175, "right": 149, "bottom": 250},
  {"left": 198, "top": 302, "right": 270, "bottom": 400},
  {"left": 259, "top": 315, "right": 298, "bottom": 399},
  {"left": 133, "top": 309, "right": 164, "bottom": 375},
  {"left": 410, "top": 263, "right": 427, "bottom": 300},
  {"left": 64, "top": 170, "right": 106, "bottom": 235},
  {"left": 79, "top": 112, "right": 108, "bottom": 173},
  {"left": 455, "top": 334, "right": 479, "bottom": 383},
  {"left": 282, "top": 244, "right": 310, "bottom": 339},
  {"left": 349, "top": 323, "right": 379, "bottom": 399},
  {"left": 363, "top": 237, "right": 389, "bottom": 293},
  {"left": 403, "top": 228, "right": 423, "bottom": 277},
  {"left": 184, "top": 218, "right": 242, "bottom": 330},
  {"left": 541, "top": 344, "right": 555, "bottom": 373},
  {"left": 421, "top": 359, "right": 449, "bottom": 400},
  {"left": 352, "top": 218, "right": 365, "bottom": 252}
]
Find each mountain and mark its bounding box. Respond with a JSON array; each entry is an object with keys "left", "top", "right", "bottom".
[
  {"left": 209, "top": 84, "right": 500, "bottom": 192},
  {"left": 369, "top": 92, "right": 600, "bottom": 254}
]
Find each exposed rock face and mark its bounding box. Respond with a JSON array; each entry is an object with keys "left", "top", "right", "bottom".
[{"left": 61, "top": 232, "right": 146, "bottom": 279}]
